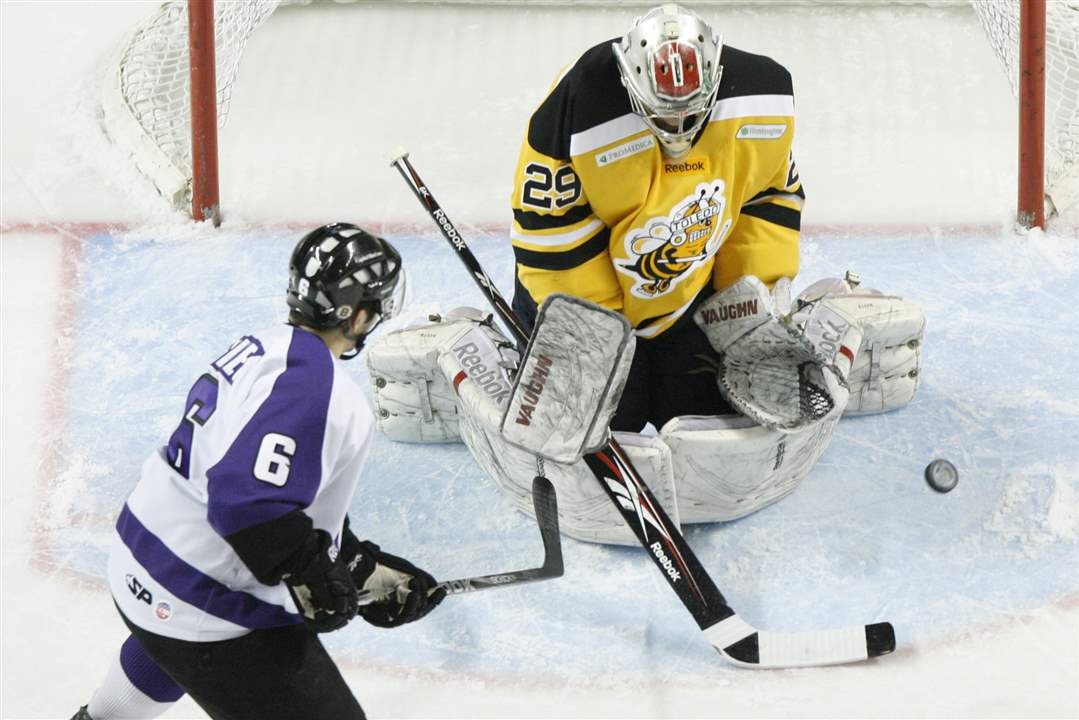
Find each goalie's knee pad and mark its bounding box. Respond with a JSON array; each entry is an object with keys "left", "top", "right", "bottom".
[{"left": 660, "top": 413, "right": 839, "bottom": 523}]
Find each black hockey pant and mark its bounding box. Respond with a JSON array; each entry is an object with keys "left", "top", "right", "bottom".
[
  {"left": 121, "top": 609, "right": 365, "bottom": 720},
  {"left": 611, "top": 317, "right": 735, "bottom": 433}
]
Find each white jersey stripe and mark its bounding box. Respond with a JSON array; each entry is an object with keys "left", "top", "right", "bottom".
[
  {"left": 568, "top": 94, "right": 794, "bottom": 158},
  {"left": 511, "top": 217, "right": 606, "bottom": 249},
  {"left": 710, "top": 94, "right": 795, "bottom": 122}
]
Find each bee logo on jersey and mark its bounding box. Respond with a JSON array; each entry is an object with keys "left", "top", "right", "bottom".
[{"left": 617, "top": 180, "right": 731, "bottom": 298}]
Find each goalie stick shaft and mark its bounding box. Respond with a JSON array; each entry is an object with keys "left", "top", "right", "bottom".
[
  {"left": 359, "top": 476, "right": 563, "bottom": 605},
  {"left": 389, "top": 151, "right": 895, "bottom": 668}
]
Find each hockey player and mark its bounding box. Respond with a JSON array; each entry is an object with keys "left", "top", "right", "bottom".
[
  {"left": 72, "top": 223, "right": 445, "bottom": 720},
  {"left": 510, "top": 3, "right": 804, "bottom": 432}
]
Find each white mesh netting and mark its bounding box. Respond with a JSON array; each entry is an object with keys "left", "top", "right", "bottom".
[
  {"left": 101, "top": 0, "right": 1079, "bottom": 215},
  {"left": 972, "top": 0, "right": 1079, "bottom": 214},
  {"left": 101, "top": 0, "right": 281, "bottom": 206}
]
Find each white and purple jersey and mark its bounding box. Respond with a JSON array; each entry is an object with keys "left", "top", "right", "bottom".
[{"left": 107, "top": 325, "right": 374, "bottom": 641}]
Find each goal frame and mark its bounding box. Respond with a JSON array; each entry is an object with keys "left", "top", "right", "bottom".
[{"left": 172, "top": 0, "right": 1059, "bottom": 228}]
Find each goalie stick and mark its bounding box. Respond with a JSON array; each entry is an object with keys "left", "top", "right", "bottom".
[
  {"left": 389, "top": 150, "right": 896, "bottom": 668},
  {"left": 358, "top": 476, "right": 563, "bottom": 605}
]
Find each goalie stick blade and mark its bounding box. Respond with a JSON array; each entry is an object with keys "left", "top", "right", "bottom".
[
  {"left": 704, "top": 616, "right": 896, "bottom": 668},
  {"left": 531, "top": 476, "right": 564, "bottom": 576}
]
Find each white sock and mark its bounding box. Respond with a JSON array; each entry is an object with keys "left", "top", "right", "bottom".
[{"left": 86, "top": 636, "right": 183, "bottom": 720}]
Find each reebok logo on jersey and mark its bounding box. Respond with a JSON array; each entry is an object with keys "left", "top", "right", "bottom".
[
  {"left": 663, "top": 159, "right": 707, "bottom": 176},
  {"left": 452, "top": 336, "right": 512, "bottom": 406},
  {"left": 736, "top": 123, "right": 787, "bottom": 140},
  {"left": 514, "top": 355, "right": 554, "bottom": 426},
  {"left": 595, "top": 135, "right": 655, "bottom": 166},
  {"left": 696, "top": 299, "right": 760, "bottom": 326},
  {"left": 650, "top": 542, "right": 682, "bottom": 582}
]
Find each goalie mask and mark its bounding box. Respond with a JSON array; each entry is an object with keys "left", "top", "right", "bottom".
[
  {"left": 612, "top": 3, "right": 724, "bottom": 158},
  {"left": 287, "top": 222, "right": 405, "bottom": 358}
]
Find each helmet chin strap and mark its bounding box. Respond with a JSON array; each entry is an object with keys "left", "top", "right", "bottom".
[{"left": 339, "top": 312, "right": 382, "bottom": 361}]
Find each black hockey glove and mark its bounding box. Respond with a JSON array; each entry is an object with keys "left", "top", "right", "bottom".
[
  {"left": 341, "top": 527, "right": 445, "bottom": 629},
  {"left": 282, "top": 529, "right": 359, "bottom": 633}
]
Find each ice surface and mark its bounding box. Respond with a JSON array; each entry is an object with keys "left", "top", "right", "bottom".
[{"left": 2, "top": 2, "right": 1077, "bottom": 718}]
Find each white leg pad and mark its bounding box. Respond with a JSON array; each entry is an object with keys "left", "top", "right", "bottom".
[
  {"left": 660, "top": 413, "right": 838, "bottom": 523},
  {"left": 366, "top": 308, "right": 518, "bottom": 442},
  {"left": 445, "top": 343, "right": 678, "bottom": 546},
  {"left": 794, "top": 274, "right": 926, "bottom": 416}
]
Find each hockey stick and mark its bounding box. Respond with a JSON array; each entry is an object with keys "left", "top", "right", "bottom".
[
  {"left": 358, "top": 476, "right": 562, "bottom": 605},
  {"left": 389, "top": 150, "right": 896, "bottom": 668}
]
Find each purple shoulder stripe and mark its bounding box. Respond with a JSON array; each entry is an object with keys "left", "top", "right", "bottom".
[
  {"left": 117, "top": 504, "right": 301, "bottom": 629},
  {"left": 207, "top": 327, "right": 335, "bottom": 537}
]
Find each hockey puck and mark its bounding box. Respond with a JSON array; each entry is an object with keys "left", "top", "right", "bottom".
[{"left": 924, "top": 459, "right": 959, "bottom": 493}]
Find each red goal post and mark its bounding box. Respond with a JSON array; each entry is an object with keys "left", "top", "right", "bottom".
[{"left": 101, "top": 0, "right": 1078, "bottom": 228}]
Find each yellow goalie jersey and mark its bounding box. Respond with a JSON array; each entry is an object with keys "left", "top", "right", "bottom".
[{"left": 510, "top": 40, "right": 803, "bottom": 338}]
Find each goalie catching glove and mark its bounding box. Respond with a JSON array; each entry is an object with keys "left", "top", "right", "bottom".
[
  {"left": 694, "top": 276, "right": 861, "bottom": 432},
  {"left": 341, "top": 524, "right": 446, "bottom": 628}
]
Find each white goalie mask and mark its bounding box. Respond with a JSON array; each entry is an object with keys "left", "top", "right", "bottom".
[{"left": 612, "top": 3, "right": 724, "bottom": 158}]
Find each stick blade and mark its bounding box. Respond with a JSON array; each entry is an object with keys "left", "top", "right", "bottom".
[
  {"left": 705, "top": 615, "right": 896, "bottom": 668},
  {"left": 531, "top": 476, "right": 564, "bottom": 577}
]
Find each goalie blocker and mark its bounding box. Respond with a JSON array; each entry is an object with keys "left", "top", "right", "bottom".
[{"left": 366, "top": 274, "right": 925, "bottom": 543}]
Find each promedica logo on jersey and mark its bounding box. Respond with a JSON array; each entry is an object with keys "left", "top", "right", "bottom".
[
  {"left": 617, "top": 180, "right": 733, "bottom": 298},
  {"left": 595, "top": 135, "right": 655, "bottom": 166}
]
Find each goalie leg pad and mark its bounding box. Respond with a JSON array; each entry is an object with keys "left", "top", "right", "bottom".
[
  {"left": 445, "top": 342, "right": 677, "bottom": 546},
  {"left": 501, "top": 294, "right": 635, "bottom": 463},
  {"left": 794, "top": 274, "right": 926, "bottom": 416},
  {"left": 660, "top": 413, "right": 839, "bottom": 523},
  {"left": 366, "top": 308, "right": 518, "bottom": 443}
]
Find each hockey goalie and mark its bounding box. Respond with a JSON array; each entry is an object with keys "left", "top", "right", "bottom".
[
  {"left": 366, "top": 272, "right": 925, "bottom": 546},
  {"left": 369, "top": 3, "right": 926, "bottom": 545}
]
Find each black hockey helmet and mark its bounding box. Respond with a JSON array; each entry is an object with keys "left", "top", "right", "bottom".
[{"left": 286, "top": 223, "right": 404, "bottom": 334}]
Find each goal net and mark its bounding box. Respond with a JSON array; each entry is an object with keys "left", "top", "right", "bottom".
[{"left": 100, "top": 0, "right": 1079, "bottom": 223}]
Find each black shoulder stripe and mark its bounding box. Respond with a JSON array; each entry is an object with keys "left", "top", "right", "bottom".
[
  {"left": 527, "top": 39, "right": 633, "bottom": 159},
  {"left": 744, "top": 185, "right": 805, "bottom": 206},
  {"left": 513, "top": 226, "right": 610, "bottom": 271},
  {"left": 514, "top": 204, "right": 595, "bottom": 231},
  {"left": 739, "top": 203, "right": 801, "bottom": 232},
  {"left": 717, "top": 45, "right": 794, "bottom": 99}
]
